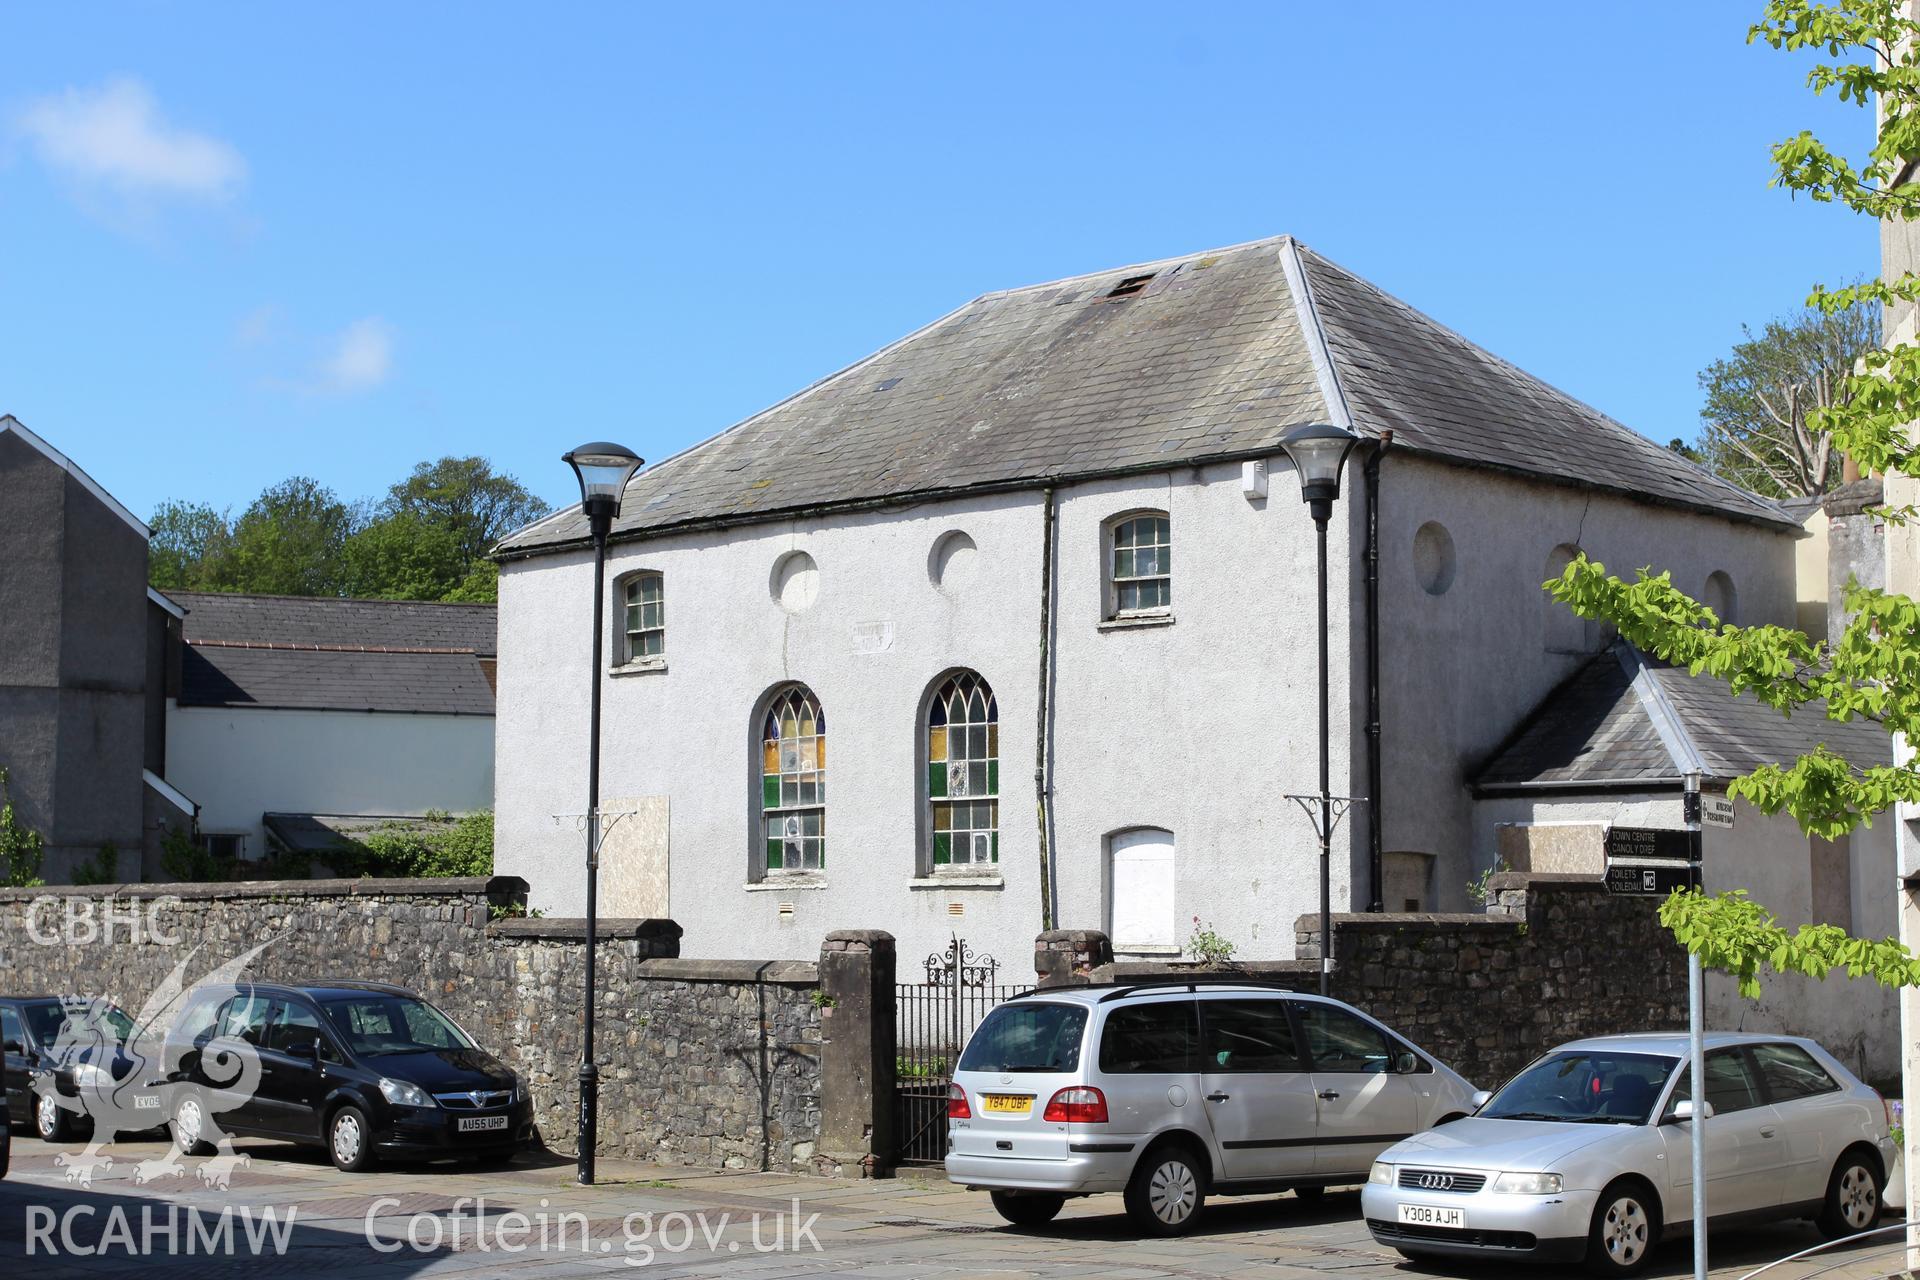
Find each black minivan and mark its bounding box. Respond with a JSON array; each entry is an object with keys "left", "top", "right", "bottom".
[{"left": 164, "top": 980, "right": 532, "bottom": 1171}]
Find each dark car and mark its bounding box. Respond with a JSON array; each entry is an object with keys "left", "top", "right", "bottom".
[
  {"left": 1, "top": 995, "right": 163, "bottom": 1142},
  {"left": 164, "top": 980, "right": 532, "bottom": 1171}
]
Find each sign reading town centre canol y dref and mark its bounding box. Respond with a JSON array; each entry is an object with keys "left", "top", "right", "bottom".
[{"left": 1603, "top": 825, "right": 1702, "bottom": 897}]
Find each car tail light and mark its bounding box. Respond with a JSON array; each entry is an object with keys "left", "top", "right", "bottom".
[
  {"left": 947, "top": 1083, "right": 971, "bottom": 1119},
  {"left": 1878, "top": 1090, "right": 1895, "bottom": 1132},
  {"left": 1043, "top": 1086, "right": 1108, "bottom": 1124}
]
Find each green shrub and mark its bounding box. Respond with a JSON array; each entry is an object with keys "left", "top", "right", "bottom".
[
  {"left": 71, "top": 843, "right": 120, "bottom": 886},
  {"left": 0, "top": 767, "right": 46, "bottom": 888}
]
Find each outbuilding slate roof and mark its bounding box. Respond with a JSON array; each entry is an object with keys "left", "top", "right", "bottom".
[
  {"left": 171, "top": 592, "right": 496, "bottom": 716},
  {"left": 1474, "top": 644, "right": 1891, "bottom": 790},
  {"left": 498, "top": 235, "right": 1792, "bottom": 557}
]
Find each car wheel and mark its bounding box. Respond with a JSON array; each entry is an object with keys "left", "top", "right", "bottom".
[
  {"left": 1585, "top": 1178, "right": 1659, "bottom": 1277},
  {"left": 1124, "top": 1143, "right": 1207, "bottom": 1236},
  {"left": 328, "top": 1105, "right": 375, "bottom": 1173},
  {"left": 171, "top": 1091, "right": 214, "bottom": 1156},
  {"left": 33, "top": 1089, "right": 71, "bottom": 1143},
  {"left": 990, "top": 1191, "right": 1065, "bottom": 1227},
  {"left": 1816, "top": 1147, "right": 1882, "bottom": 1239}
]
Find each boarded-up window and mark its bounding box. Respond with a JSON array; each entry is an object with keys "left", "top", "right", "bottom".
[{"left": 1110, "top": 828, "right": 1176, "bottom": 953}]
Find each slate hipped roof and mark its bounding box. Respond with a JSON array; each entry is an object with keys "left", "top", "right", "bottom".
[
  {"left": 1474, "top": 644, "right": 1892, "bottom": 791},
  {"left": 498, "top": 235, "right": 1792, "bottom": 557},
  {"left": 171, "top": 591, "right": 497, "bottom": 716}
]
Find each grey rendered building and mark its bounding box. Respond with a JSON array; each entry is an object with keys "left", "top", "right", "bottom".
[{"left": 0, "top": 415, "right": 193, "bottom": 881}]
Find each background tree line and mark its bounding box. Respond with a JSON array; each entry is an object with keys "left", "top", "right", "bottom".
[
  {"left": 148, "top": 456, "right": 549, "bottom": 603},
  {"left": 1674, "top": 297, "right": 1881, "bottom": 500}
]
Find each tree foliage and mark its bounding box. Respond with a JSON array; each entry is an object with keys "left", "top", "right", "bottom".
[
  {"left": 0, "top": 767, "right": 46, "bottom": 889},
  {"left": 148, "top": 457, "right": 543, "bottom": 604},
  {"left": 1662, "top": 889, "right": 1920, "bottom": 998},
  {"left": 1693, "top": 301, "right": 1880, "bottom": 497},
  {"left": 1546, "top": 0, "right": 1920, "bottom": 994}
]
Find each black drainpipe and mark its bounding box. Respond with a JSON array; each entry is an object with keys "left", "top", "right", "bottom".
[
  {"left": 1364, "top": 432, "right": 1392, "bottom": 912},
  {"left": 1034, "top": 486, "right": 1057, "bottom": 931}
]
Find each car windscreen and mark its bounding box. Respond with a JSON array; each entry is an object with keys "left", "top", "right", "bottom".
[
  {"left": 1480, "top": 1050, "right": 1678, "bottom": 1125},
  {"left": 23, "top": 1000, "right": 135, "bottom": 1048},
  {"left": 320, "top": 996, "right": 476, "bottom": 1057},
  {"left": 957, "top": 1002, "right": 1088, "bottom": 1074}
]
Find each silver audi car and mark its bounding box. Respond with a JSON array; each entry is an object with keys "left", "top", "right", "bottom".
[
  {"left": 1361, "top": 1032, "right": 1893, "bottom": 1277},
  {"left": 945, "top": 981, "right": 1479, "bottom": 1234}
]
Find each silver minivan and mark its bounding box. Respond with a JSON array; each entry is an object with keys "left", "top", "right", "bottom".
[{"left": 944, "top": 981, "right": 1479, "bottom": 1234}]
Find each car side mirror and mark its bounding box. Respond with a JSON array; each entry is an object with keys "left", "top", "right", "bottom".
[
  {"left": 1469, "top": 1089, "right": 1493, "bottom": 1112},
  {"left": 284, "top": 1039, "right": 318, "bottom": 1060},
  {"left": 1667, "top": 1099, "right": 1716, "bottom": 1123},
  {"left": 1395, "top": 1052, "right": 1420, "bottom": 1075},
  {"left": 1, "top": 1040, "right": 20, "bottom": 1055}
]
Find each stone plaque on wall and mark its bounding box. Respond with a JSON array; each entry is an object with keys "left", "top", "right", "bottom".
[{"left": 599, "top": 795, "right": 669, "bottom": 919}]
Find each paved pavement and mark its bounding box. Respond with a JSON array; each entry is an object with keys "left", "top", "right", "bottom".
[{"left": 0, "top": 1136, "right": 1908, "bottom": 1280}]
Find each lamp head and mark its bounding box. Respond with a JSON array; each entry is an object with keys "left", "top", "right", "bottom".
[
  {"left": 564, "top": 442, "right": 644, "bottom": 538},
  {"left": 1278, "top": 422, "right": 1360, "bottom": 521}
]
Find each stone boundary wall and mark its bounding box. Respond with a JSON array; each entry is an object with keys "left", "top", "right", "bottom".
[
  {"left": 1086, "top": 873, "right": 1686, "bottom": 1089},
  {"left": 0, "top": 877, "right": 850, "bottom": 1173}
]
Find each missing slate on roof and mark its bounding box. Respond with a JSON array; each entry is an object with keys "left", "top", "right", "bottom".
[
  {"left": 874, "top": 377, "right": 902, "bottom": 392},
  {"left": 1106, "top": 273, "right": 1155, "bottom": 299}
]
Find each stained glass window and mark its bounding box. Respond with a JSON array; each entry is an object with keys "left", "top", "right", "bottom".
[
  {"left": 928, "top": 672, "right": 997, "bottom": 868},
  {"left": 1111, "top": 514, "right": 1171, "bottom": 614},
  {"left": 624, "top": 572, "right": 665, "bottom": 660},
  {"left": 761, "top": 686, "right": 824, "bottom": 871}
]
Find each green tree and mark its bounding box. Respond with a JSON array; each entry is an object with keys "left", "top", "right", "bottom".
[
  {"left": 383, "top": 456, "right": 549, "bottom": 566},
  {"left": 0, "top": 767, "right": 46, "bottom": 889},
  {"left": 1692, "top": 301, "right": 1881, "bottom": 498},
  {"left": 148, "top": 500, "right": 234, "bottom": 591},
  {"left": 211, "top": 476, "right": 361, "bottom": 596},
  {"left": 1546, "top": 0, "right": 1920, "bottom": 989},
  {"left": 339, "top": 513, "right": 467, "bottom": 600}
]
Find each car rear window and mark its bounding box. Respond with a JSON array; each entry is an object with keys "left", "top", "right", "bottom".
[
  {"left": 1750, "top": 1043, "right": 1840, "bottom": 1102},
  {"left": 958, "top": 1002, "right": 1087, "bottom": 1074},
  {"left": 1099, "top": 1000, "right": 1197, "bottom": 1074}
]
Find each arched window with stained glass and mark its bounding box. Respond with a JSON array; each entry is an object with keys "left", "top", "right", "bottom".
[
  {"left": 927, "top": 672, "right": 997, "bottom": 868},
  {"left": 760, "top": 685, "right": 825, "bottom": 872}
]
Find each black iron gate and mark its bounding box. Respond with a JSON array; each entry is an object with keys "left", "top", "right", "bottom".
[{"left": 893, "top": 935, "right": 1013, "bottom": 1165}]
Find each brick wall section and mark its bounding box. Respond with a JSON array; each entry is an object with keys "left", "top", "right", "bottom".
[
  {"left": 0, "top": 876, "right": 830, "bottom": 1173},
  {"left": 1088, "top": 874, "right": 1686, "bottom": 1090}
]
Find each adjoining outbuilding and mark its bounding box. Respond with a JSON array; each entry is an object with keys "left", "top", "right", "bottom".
[{"left": 1475, "top": 640, "right": 1895, "bottom": 1083}]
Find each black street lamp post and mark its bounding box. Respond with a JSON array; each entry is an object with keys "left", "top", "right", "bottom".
[
  {"left": 1277, "top": 423, "right": 1360, "bottom": 998},
  {"left": 562, "top": 441, "right": 645, "bottom": 1187}
]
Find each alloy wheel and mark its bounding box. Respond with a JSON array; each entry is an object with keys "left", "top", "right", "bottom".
[
  {"left": 36, "top": 1093, "right": 59, "bottom": 1138},
  {"left": 1601, "top": 1194, "right": 1650, "bottom": 1268},
  {"left": 1148, "top": 1158, "right": 1198, "bottom": 1225},
  {"left": 1839, "top": 1164, "right": 1878, "bottom": 1230}
]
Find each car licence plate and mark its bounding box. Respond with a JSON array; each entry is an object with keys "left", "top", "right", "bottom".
[
  {"left": 133, "top": 1095, "right": 161, "bottom": 1111},
  {"left": 458, "top": 1115, "right": 509, "bottom": 1133},
  {"left": 1398, "top": 1203, "right": 1466, "bottom": 1229},
  {"left": 980, "top": 1094, "right": 1032, "bottom": 1115}
]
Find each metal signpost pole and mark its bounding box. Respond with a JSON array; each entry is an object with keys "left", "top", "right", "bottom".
[{"left": 1685, "top": 771, "right": 1706, "bottom": 1280}]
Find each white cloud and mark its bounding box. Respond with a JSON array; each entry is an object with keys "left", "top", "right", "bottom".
[
  {"left": 14, "top": 77, "right": 244, "bottom": 201},
  {"left": 318, "top": 317, "right": 395, "bottom": 393}
]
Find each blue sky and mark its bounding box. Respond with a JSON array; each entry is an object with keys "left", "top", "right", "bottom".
[{"left": 0, "top": 2, "right": 1876, "bottom": 522}]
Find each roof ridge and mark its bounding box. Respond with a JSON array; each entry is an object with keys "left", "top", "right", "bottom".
[
  {"left": 186, "top": 639, "right": 482, "bottom": 655},
  {"left": 0, "top": 415, "right": 149, "bottom": 541},
  {"left": 1617, "top": 643, "right": 1708, "bottom": 777},
  {"left": 1294, "top": 247, "right": 1786, "bottom": 524},
  {"left": 974, "top": 233, "right": 1298, "bottom": 301},
  {"left": 1277, "top": 238, "right": 1355, "bottom": 432},
  {"left": 167, "top": 589, "right": 497, "bottom": 609}
]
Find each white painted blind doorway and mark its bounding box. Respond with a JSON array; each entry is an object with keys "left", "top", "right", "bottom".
[{"left": 1109, "top": 828, "right": 1176, "bottom": 954}]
